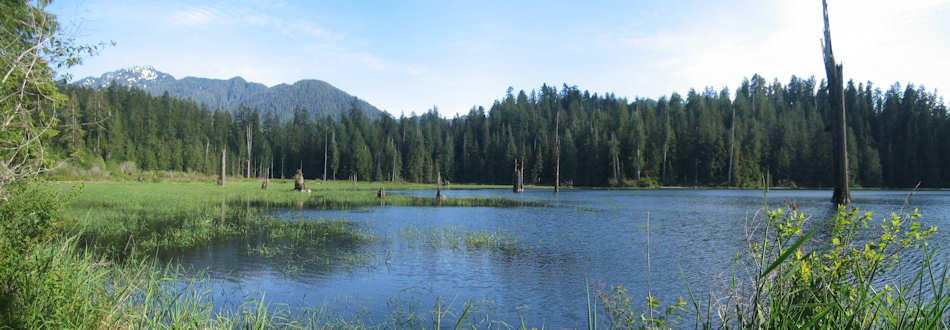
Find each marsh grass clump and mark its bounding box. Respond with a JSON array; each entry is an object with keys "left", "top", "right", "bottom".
[
  {"left": 245, "top": 218, "right": 377, "bottom": 274},
  {"left": 594, "top": 283, "right": 687, "bottom": 329},
  {"left": 463, "top": 230, "right": 518, "bottom": 250},
  {"left": 400, "top": 225, "right": 518, "bottom": 251}
]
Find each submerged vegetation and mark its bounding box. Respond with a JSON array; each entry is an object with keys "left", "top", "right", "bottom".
[
  {"left": 400, "top": 225, "right": 519, "bottom": 251},
  {"left": 246, "top": 218, "right": 377, "bottom": 275}
]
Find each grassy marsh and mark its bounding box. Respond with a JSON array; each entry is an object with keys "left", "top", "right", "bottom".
[
  {"left": 400, "top": 225, "right": 519, "bottom": 251},
  {"left": 4, "top": 179, "right": 534, "bottom": 327},
  {"left": 48, "top": 179, "right": 540, "bottom": 258}
]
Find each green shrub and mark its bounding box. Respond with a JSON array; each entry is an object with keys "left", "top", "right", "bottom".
[
  {"left": 703, "top": 205, "right": 943, "bottom": 328},
  {"left": 593, "top": 204, "right": 946, "bottom": 329},
  {"left": 0, "top": 183, "right": 66, "bottom": 326}
]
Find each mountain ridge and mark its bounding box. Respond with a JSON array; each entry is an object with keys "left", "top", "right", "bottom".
[{"left": 75, "top": 66, "right": 384, "bottom": 120}]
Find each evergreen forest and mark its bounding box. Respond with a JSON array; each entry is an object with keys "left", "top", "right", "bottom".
[{"left": 54, "top": 75, "right": 948, "bottom": 188}]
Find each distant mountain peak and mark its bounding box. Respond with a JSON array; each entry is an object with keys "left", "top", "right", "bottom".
[
  {"left": 74, "top": 66, "right": 383, "bottom": 120},
  {"left": 78, "top": 65, "right": 175, "bottom": 89},
  {"left": 126, "top": 65, "right": 165, "bottom": 80}
]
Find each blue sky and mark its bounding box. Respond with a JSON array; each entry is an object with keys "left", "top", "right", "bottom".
[{"left": 50, "top": 0, "right": 950, "bottom": 117}]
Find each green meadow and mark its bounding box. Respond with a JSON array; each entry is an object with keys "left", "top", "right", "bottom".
[{"left": 49, "top": 179, "right": 535, "bottom": 258}]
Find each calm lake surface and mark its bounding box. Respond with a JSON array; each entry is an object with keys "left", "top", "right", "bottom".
[{"left": 175, "top": 189, "right": 950, "bottom": 326}]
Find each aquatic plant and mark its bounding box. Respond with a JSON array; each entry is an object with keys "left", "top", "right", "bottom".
[{"left": 400, "top": 225, "right": 518, "bottom": 251}]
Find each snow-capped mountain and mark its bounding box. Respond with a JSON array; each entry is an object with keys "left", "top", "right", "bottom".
[
  {"left": 73, "top": 66, "right": 382, "bottom": 120},
  {"left": 77, "top": 66, "right": 174, "bottom": 89}
]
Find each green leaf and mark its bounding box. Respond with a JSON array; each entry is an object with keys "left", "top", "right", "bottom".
[{"left": 761, "top": 229, "right": 816, "bottom": 277}]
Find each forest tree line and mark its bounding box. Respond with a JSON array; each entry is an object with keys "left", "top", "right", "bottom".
[{"left": 53, "top": 75, "right": 948, "bottom": 188}]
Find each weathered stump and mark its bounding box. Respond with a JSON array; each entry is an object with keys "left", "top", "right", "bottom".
[
  {"left": 436, "top": 171, "right": 443, "bottom": 200},
  {"left": 293, "top": 169, "right": 308, "bottom": 192}
]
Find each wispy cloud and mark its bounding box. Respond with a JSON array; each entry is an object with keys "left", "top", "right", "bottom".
[
  {"left": 170, "top": 7, "right": 218, "bottom": 26},
  {"left": 161, "top": 2, "right": 426, "bottom": 92},
  {"left": 169, "top": 3, "right": 339, "bottom": 43},
  {"left": 243, "top": 14, "right": 339, "bottom": 42}
]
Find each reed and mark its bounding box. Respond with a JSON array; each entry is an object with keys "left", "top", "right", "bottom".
[{"left": 400, "top": 225, "right": 518, "bottom": 251}]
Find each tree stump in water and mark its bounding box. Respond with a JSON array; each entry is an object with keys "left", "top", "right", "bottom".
[
  {"left": 512, "top": 159, "right": 524, "bottom": 193},
  {"left": 293, "top": 169, "right": 309, "bottom": 192},
  {"left": 436, "top": 171, "right": 445, "bottom": 201}
]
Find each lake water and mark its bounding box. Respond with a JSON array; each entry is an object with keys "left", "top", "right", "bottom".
[{"left": 175, "top": 189, "right": 950, "bottom": 327}]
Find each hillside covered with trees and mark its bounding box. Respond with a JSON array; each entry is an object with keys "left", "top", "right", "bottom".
[
  {"left": 75, "top": 67, "right": 383, "bottom": 121},
  {"left": 54, "top": 75, "right": 947, "bottom": 188}
]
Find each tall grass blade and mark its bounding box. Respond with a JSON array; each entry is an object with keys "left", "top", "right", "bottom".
[
  {"left": 453, "top": 301, "right": 472, "bottom": 330},
  {"left": 761, "top": 229, "right": 815, "bottom": 277}
]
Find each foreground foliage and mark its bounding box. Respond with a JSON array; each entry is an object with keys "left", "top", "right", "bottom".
[{"left": 591, "top": 202, "right": 947, "bottom": 329}]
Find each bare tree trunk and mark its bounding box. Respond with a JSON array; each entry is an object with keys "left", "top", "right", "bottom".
[
  {"left": 70, "top": 101, "right": 78, "bottom": 152},
  {"left": 323, "top": 130, "right": 328, "bottom": 181},
  {"left": 617, "top": 154, "right": 621, "bottom": 183},
  {"left": 635, "top": 145, "right": 641, "bottom": 181},
  {"left": 612, "top": 152, "right": 620, "bottom": 185},
  {"left": 728, "top": 103, "right": 736, "bottom": 186},
  {"left": 436, "top": 171, "right": 445, "bottom": 200},
  {"left": 331, "top": 130, "right": 336, "bottom": 180},
  {"left": 513, "top": 159, "right": 523, "bottom": 193},
  {"left": 204, "top": 138, "right": 209, "bottom": 171},
  {"left": 822, "top": 0, "right": 850, "bottom": 205},
  {"left": 245, "top": 124, "right": 252, "bottom": 179},
  {"left": 661, "top": 143, "right": 668, "bottom": 184},
  {"left": 554, "top": 111, "right": 560, "bottom": 193},
  {"left": 519, "top": 158, "right": 525, "bottom": 192},
  {"left": 219, "top": 148, "right": 226, "bottom": 186},
  {"left": 95, "top": 93, "right": 102, "bottom": 154}
]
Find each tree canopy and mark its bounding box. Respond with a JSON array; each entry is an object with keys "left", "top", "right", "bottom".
[{"left": 54, "top": 75, "right": 948, "bottom": 188}]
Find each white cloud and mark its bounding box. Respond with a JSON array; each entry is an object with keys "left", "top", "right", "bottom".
[
  {"left": 170, "top": 7, "right": 217, "bottom": 26},
  {"left": 617, "top": 0, "right": 950, "bottom": 97}
]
